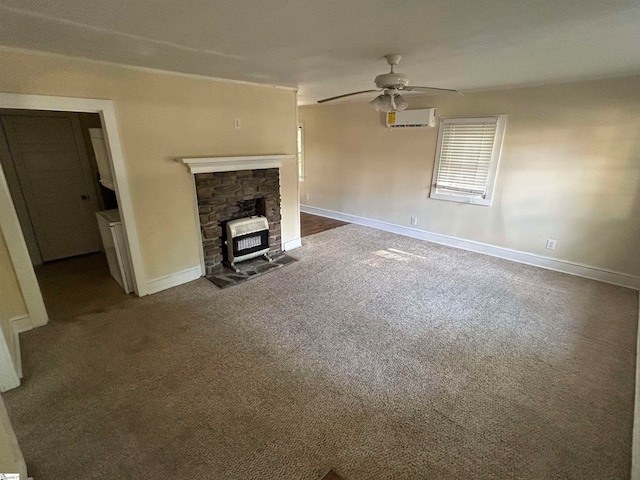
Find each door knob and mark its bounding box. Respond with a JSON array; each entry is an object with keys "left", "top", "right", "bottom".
[{"left": 81, "top": 194, "right": 89, "bottom": 200}]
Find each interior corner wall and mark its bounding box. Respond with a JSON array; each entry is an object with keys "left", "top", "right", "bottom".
[
  {"left": 0, "top": 227, "right": 26, "bottom": 364},
  {"left": 299, "top": 75, "right": 640, "bottom": 277},
  {"left": 0, "top": 47, "right": 298, "bottom": 296}
]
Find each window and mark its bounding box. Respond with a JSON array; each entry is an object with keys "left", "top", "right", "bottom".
[
  {"left": 430, "top": 115, "right": 507, "bottom": 206},
  {"left": 297, "top": 123, "right": 304, "bottom": 182}
]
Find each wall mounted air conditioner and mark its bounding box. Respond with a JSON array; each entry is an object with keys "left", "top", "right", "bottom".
[{"left": 386, "top": 108, "right": 437, "bottom": 128}]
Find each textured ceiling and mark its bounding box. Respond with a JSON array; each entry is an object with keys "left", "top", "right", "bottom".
[{"left": 0, "top": 0, "right": 639, "bottom": 104}]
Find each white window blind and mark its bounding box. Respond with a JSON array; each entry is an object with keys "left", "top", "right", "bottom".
[{"left": 430, "top": 116, "right": 507, "bottom": 206}]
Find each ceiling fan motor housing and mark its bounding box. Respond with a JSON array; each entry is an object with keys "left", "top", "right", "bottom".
[{"left": 375, "top": 72, "right": 409, "bottom": 89}]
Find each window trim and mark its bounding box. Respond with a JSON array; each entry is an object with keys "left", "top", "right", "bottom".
[
  {"left": 430, "top": 115, "right": 507, "bottom": 206},
  {"left": 297, "top": 122, "right": 305, "bottom": 182}
]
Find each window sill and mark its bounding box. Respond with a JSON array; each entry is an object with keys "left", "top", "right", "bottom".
[{"left": 430, "top": 192, "right": 491, "bottom": 206}]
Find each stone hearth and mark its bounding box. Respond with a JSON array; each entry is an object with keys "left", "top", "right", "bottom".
[{"left": 195, "top": 168, "right": 281, "bottom": 275}]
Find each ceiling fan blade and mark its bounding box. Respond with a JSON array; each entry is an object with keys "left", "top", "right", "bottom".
[
  {"left": 317, "top": 90, "right": 380, "bottom": 103},
  {"left": 403, "top": 86, "right": 463, "bottom": 96}
]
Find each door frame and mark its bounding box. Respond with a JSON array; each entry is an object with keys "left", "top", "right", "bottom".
[
  {"left": 0, "top": 93, "right": 146, "bottom": 333},
  {"left": 1, "top": 111, "right": 104, "bottom": 263}
]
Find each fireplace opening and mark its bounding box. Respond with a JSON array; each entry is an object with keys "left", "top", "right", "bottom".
[
  {"left": 195, "top": 168, "right": 281, "bottom": 275},
  {"left": 225, "top": 216, "right": 272, "bottom": 271}
]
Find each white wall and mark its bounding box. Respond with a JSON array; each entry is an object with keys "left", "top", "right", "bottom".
[
  {"left": 0, "top": 46, "right": 299, "bottom": 304},
  {"left": 300, "top": 75, "right": 640, "bottom": 278},
  {"left": 0, "top": 46, "right": 299, "bottom": 356},
  {"left": 0, "top": 45, "right": 299, "bottom": 477}
]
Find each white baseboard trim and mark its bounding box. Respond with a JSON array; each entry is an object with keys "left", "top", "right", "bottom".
[
  {"left": 11, "top": 314, "right": 33, "bottom": 335},
  {"left": 9, "top": 314, "right": 31, "bottom": 379},
  {"left": 0, "top": 326, "right": 19, "bottom": 392},
  {"left": 300, "top": 205, "right": 640, "bottom": 290},
  {"left": 284, "top": 238, "right": 302, "bottom": 251},
  {"left": 145, "top": 266, "right": 202, "bottom": 296}
]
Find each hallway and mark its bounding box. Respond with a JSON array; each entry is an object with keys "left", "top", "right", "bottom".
[{"left": 35, "top": 253, "right": 131, "bottom": 321}]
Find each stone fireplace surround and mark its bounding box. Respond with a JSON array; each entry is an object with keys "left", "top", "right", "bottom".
[
  {"left": 178, "top": 155, "right": 295, "bottom": 275},
  {"left": 196, "top": 168, "right": 280, "bottom": 274}
]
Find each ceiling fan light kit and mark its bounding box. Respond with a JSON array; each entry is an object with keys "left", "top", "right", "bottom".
[
  {"left": 370, "top": 91, "right": 408, "bottom": 112},
  {"left": 317, "top": 54, "right": 462, "bottom": 112}
]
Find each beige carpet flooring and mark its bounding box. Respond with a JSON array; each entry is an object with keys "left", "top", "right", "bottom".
[{"left": 3, "top": 224, "right": 638, "bottom": 479}]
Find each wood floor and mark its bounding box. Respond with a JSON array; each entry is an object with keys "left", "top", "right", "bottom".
[
  {"left": 35, "top": 252, "right": 131, "bottom": 321},
  {"left": 300, "top": 212, "right": 348, "bottom": 237}
]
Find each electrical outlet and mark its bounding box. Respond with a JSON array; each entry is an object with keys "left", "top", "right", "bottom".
[
  {"left": 545, "top": 239, "right": 557, "bottom": 250},
  {"left": 410, "top": 216, "right": 418, "bottom": 226},
  {"left": 234, "top": 117, "right": 241, "bottom": 129},
  {"left": 304, "top": 193, "right": 309, "bottom": 201}
]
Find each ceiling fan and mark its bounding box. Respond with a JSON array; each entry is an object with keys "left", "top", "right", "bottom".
[{"left": 317, "top": 54, "right": 462, "bottom": 112}]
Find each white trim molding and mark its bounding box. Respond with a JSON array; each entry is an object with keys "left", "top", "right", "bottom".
[
  {"left": 0, "top": 45, "right": 297, "bottom": 93},
  {"left": 9, "top": 314, "right": 32, "bottom": 379},
  {"left": 0, "top": 162, "right": 47, "bottom": 327},
  {"left": 145, "top": 266, "right": 202, "bottom": 295},
  {"left": 633, "top": 301, "right": 640, "bottom": 480},
  {"left": 0, "top": 92, "right": 147, "bottom": 308},
  {"left": 0, "top": 326, "right": 19, "bottom": 392},
  {"left": 177, "top": 154, "right": 295, "bottom": 174},
  {"left": 284, "top": 238, "right": 302, "bottom": 251},
  {"left": 10, "top": 314, "right": 33, "bottom": 335},
  {"left": 300, "top": 205, "right": 640, "bottom": 290},
  {"left": 177, "top": 154, "right": 296, "bottom": 269}
]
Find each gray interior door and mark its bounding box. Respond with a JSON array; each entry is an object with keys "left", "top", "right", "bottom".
[{"left": 1, "top": 115, "right": 101, "bottom": 262}]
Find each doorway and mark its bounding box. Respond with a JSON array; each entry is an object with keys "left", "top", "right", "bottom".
[
  {"left": 0, "top": 109, "right": 131, "bottom": 320},
  {"left": 0, "top": 93, "right": 144, "bottom": 388}
]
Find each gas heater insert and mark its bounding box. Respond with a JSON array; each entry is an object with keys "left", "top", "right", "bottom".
[{"left": 225, "top": 216, "right": 272, "bottom": 271}]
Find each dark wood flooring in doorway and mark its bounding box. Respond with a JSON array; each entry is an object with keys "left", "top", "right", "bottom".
[
  {"left": 35, "top": 252, "right": 132, "bottom": 321},
  {"left": 300, "top": 212, "right": 348, "bottom": 237}
]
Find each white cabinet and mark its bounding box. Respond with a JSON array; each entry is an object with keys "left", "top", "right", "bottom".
[
  {"left": 88, "top": 128, "right": 115, "bottom": 191},
  {"left": 95, "top": 209, "right": 134, "bottom": 293}
]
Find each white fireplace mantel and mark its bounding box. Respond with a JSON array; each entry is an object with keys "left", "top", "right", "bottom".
[{"left": 177, "top": 154, "right": 295, "bottom": 174}]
